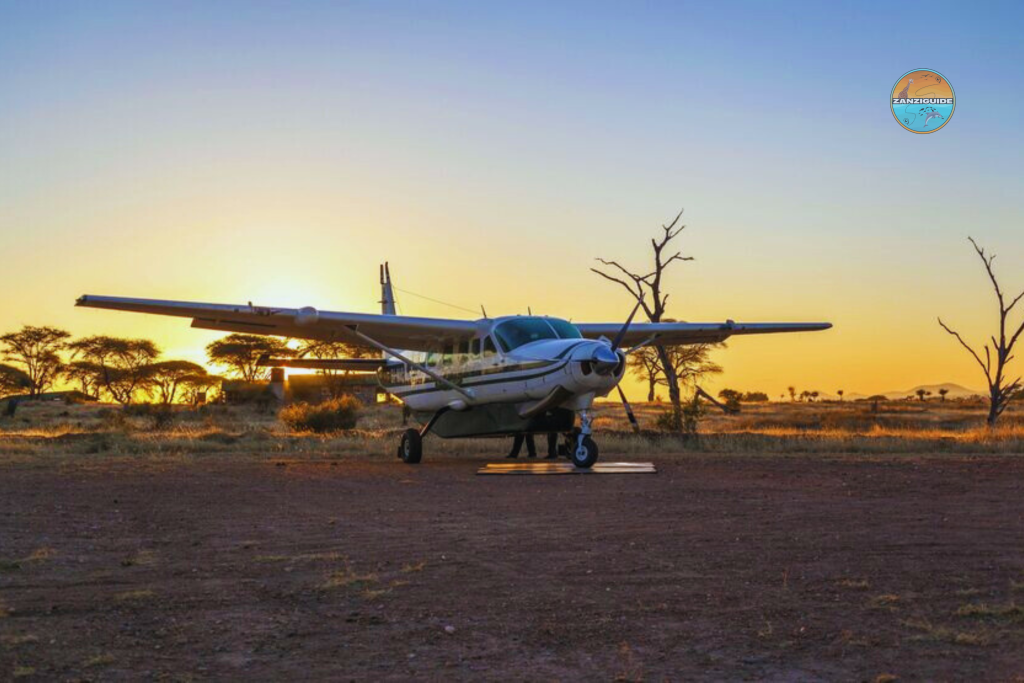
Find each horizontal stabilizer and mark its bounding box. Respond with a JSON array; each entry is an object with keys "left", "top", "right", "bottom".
[{"left": 257, "top": 356, "right": 388, "bottom": 372}]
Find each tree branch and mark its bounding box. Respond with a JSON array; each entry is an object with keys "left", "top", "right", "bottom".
[
  {"left": 590, "top": 267, "right": 641, "bottom": 301},
  {"left": 1008, "top": 319, "right": 1024, "bottom": 356},
  {"left": 594, "top": 258, "right": 648, "bottom": 287},
  {"left": 969, "top": 237, "right": 1005, "bottom": 307},
  {"left": 663, "top": 252, "right": 695, "bottom": 269},
  {"left": 1007, "top": 289, "right": 1024, "bottom": 314},
  {"left": 938, "top": 317, "right": 992, "bottom": 385}
]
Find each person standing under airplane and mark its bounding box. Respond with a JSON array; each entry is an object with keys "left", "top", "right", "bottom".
[{"left": 507, "top": 433, "right": 537, "bottom": 458}]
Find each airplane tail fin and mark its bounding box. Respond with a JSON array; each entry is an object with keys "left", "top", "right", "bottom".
[{"left": 380, "top": 262, "right": 396, "bottom": 316}]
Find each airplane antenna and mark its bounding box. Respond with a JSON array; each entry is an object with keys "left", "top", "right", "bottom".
[
  {"left": 391, "top": 285, "right": 481, "bottom": 316},
  {"left": 528, "top": 306, "right": 532, "bottom": 315},
  {"left": 480, "top": 304, "right": 488, "bottom": 319},
  {"left": 380, "top": 262, "right": 397, "bottom": 316}
]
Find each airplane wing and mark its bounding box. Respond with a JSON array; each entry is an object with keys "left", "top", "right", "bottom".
[
  {"left": 75, "top": 295, "right": 479, "bottom": 352},
  {"left": 575, "top": 320, "right": 832, "bottom": 348}
]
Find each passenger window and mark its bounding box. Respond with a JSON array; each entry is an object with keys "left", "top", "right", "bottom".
[
  {"left": 470, "top": 338, "right": 481, "bottom": 355},
  {"left": 483, "top": 337, "right": 497, "bottom": 356}
]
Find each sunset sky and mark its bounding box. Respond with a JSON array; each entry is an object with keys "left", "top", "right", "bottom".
[{"left": 2, "top": 1, "right": 1024, "bottom": 400}]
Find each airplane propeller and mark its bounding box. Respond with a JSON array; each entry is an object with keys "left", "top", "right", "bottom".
[
  {"left": 611, "top": 299, "right": 643, "bottom": 350},
  {"left": 591, "top": 299, "right": 642, "bottom": 375},
  {"left": 608, "top": 301, "right": 644, "bottom": 433},
  {"left": 616, "top": 385, "right": 641, "bottom": 434}
]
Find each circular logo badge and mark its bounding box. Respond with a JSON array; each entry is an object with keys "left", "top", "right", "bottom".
[{"left": 891, "top": 69, "right": 954, "bottom": 133}]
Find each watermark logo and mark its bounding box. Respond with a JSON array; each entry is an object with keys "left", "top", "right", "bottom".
[{"left": 891, "top": 69, "right": 954, "bottom": 134}]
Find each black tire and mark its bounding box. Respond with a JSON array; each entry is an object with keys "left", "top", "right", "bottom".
[
  {"left": 562, "top": 428, "right": 580, "bottom": 460},
  {"left": 571, "top": 435, "right": 598, "bottom": 469},
  {"left": 399, "top": 428, "right": 422, "bottom": 464}
]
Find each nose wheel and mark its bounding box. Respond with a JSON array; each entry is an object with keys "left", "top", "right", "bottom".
[
  {"left": 571, "top": 435, "right": 598, "bottom": 468},
  {"left": 565, "top": 409, "right": 599, "bottom": 469}
]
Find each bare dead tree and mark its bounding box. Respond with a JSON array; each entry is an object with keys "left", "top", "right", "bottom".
[
  {"left": 938, "top": 237, "right": 1023, "bottom": 427},
  {"left": 592, "top": 209, "right": 694, "bottom": 430}
]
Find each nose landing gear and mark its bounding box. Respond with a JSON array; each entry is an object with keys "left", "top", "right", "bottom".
[{"left": 566, "top": 409, "right": 598, "bottom": 469}]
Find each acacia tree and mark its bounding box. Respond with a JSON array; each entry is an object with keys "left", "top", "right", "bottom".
[
  {"left": 938, "top": 237, "right": 1024, "bottom": 427},
  {"left": 938, "top": 388, "right": 949, "bottom": 401},
  {"left": 628, "top": 341, "right": 723, "bottom": 403},
  {"left": 64, "top": 360, "right": 104, "bottom": 399},
  {"left": 296, "top": 339, "right": 374, "bottom": 397},
  {"left": 788, "top": 386, "right": 796, "bottom": 402},
  {"left": 68, "top": 336, "right": 160, "bottom": 404},
  {"left": 593, "top": 210, "right": 694, "bottom": 430},
  {"left": 206, "top": 334, "right": 293, "bottom": 382},
  {"left": 837, "top": 389, "right": 844, "bottom": 402},
  {"left": 629, "top": 347, "right": 661, "bottom": 401},
  {"left": 0, "top": 363, "right": 32, "bottom": 397},
  {"left": 149, "top": 360, "right": 208, "bottom": 404},
  {"left": 180, "top": 373, "right": 222, "bottom": 405},
  {"left": 0, "top": 326, "right": 70, "bottom": 396}
]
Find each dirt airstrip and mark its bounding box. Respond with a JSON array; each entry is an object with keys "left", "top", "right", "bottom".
[{"left": 2, "top": 452, "right": 1023, "bottom": 680}]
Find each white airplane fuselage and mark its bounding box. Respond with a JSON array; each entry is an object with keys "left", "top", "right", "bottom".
[{"left": 378, "top": 320, "right": 626, "bottom": 417}]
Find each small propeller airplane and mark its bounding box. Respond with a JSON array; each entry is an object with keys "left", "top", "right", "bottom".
[{"left": 77, "top": 264, "right": 830, "bottom": 468}]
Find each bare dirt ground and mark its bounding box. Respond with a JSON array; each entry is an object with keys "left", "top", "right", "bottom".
[{"left": 2, "top": 450, "right": 1024, "bottom": 681}]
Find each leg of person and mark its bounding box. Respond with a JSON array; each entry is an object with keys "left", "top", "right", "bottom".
[
  {"left": 507, "top": 434, "right": 524, "bottom": 459},
  {"left": 545, "top": 432, "right": 558, "bottom": 459},
  {"left": 526, "top": 434, "right": 537, "bottom": 458}
]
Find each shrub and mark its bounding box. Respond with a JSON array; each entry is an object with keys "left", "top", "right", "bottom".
[
  {"left": 655, "top": 409, "right": 679, "bottom": 432},
  {"left": 279, "top": 396, "right": 362, "bottom": 433},
  {"left": 654, "top": 395, "right": 705, "bottom": 438},
  {"left": 124, "top": 403, "right": 176, "bottom": 429}
]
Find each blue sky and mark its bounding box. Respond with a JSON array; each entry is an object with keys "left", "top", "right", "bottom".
[{"left": 1, "top": 1, "right": 1022, "bottom": 396}]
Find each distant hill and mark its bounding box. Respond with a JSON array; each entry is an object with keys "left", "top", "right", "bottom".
[{"left": 879, "top": 383, "right": 984, "bottom": 400}]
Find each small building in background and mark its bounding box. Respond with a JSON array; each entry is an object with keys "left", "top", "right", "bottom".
[{"left": 286, "top": 374, "right": 382, "bottom": 404}]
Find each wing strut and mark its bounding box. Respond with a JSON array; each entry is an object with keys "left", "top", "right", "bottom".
[{"left": 344, "top": 326, "right": 475, "bottom": 401}]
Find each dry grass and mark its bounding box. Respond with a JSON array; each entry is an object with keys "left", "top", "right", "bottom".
[
  {"left": 256, "top": 551, "right": 343, "bottom": 564},
  {"left": 902, "top": 617, "right": 991, "bottom": 646},
  {"left": 955, "top": 602, "right": 1024, "bottom": 621},
  {"left": 322, "top": 564, "right": 379, "bottom": 591},
  {"left": 0, "top": 398, "right": 1021, "bottom": 464},
  {"left": 1, "top": 634, "right": 38, "bottom": 647},
  {"left": 868, "top": 594, "right": 902, "bottom": 611},
  {"left": 114, "top": 589, "right": 155, "bottom": 602},
  {"left": 82, "top": 653, "right": 117, "bottom": 668}
]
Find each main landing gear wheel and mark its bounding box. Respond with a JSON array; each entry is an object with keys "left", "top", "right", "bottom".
[
  {"left": 399, "top": 428, "right": 422, "bottom": 464},
  {"left": 571, "top": 435, "right": 598, "bottom": 469}
]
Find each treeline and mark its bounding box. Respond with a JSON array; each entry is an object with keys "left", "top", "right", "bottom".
[
  {"left": 0, "top": 326, "right": 367, "bottom": 405},
  {"left": 0, "top": 325, "right": 218, "bottom": 405}
]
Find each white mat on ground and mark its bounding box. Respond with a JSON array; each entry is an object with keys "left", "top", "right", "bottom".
[{"left": 477, "top": 461, "right": 656, "bottom": 475}]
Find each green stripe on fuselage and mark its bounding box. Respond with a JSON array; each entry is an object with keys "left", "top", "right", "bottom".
[{"left": 386, "top": 359, "right": 570, "bottom": 398}]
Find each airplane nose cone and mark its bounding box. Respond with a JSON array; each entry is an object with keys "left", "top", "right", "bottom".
[{"left": 592, "top": 346, "right": 621, "bottom": 375}]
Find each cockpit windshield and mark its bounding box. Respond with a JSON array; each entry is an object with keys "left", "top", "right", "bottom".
[
  {"left": 546, "top": 318, "right": 583, "bottom": 340},
  {"left": 493, "top": 317, "right": 582, "bottom": 352}
]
